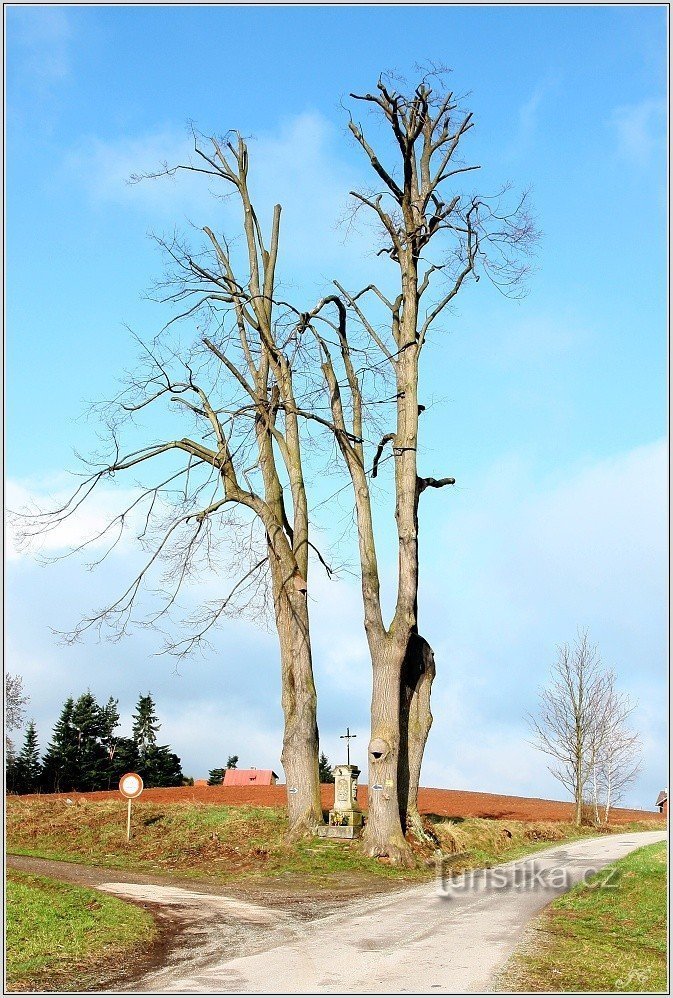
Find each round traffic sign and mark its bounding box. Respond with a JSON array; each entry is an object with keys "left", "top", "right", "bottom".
[{"left": 119, "top": 772, "right": 144, "bottom": 799}]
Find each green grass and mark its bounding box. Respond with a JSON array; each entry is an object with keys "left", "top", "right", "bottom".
[
  {"left": 6, "top": 798, "right": 431, "bottom": 890},
  {"left": 6, "top": 795, "right": 664, "bottom": 897},
  {"left": 500, "top": 841, "right": 668, "bottom": 993},
  {"left": 5, "top": 870, "right": 157, "bottom": 992}
]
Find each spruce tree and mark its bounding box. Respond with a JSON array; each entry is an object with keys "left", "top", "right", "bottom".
[
  {"left": 110, "top": 736, "right": 140, "bottom": 782},
  {"left": 71, "top": 692, "right": 106, "bottom": 791},
  {"left": 208, "top": 768, "right": 225, "bottom": 785},
  {"left": 15, "top": 721, "right": 41, "bottom": 794},
  {"left": 99, "top": 697, "right": 120, "bottom": 789},
  {"left": 143, "top": 745, "right": 183, "bottom": 788},
  {"left": 5, "top": 738, "right": 18, "bottom": 793},
  {"left": 42, "top": 697, "right": 78, "bottom": 792},
  {"left": 132, "top": 694, "right": 160, "bottom": 754},
  {"left": 131, "top": 694, "right": 182, "bottom": 787},
  {"left": 319, "top": 752, "right": 334, "bottom": 784}
]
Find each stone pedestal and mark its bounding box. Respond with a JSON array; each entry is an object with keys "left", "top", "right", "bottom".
[{"left": 316, "top": 764, "right": 363, "bottom": 839}]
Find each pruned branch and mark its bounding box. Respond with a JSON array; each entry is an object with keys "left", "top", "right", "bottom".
[
  {"left": 418, "top": 476, "right": 455, "bottom": 492},
  {"left": 372, "top": 434, "right": 395, "bottom": 478}
]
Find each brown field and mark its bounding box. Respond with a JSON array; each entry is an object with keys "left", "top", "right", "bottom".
[{"left": 18, "top": 784, "right": 659, "bottom": 823}]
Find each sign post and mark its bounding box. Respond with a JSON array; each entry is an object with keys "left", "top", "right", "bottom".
[{"left": 119, "top": 772, "right": 144, "bottom": 841}]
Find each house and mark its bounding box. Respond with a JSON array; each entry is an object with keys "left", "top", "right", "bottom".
[
  {"left": 655, "top": 789, "right": 667, "bottom": 816},
  {"left": 222, "top": 768, "right": 278, "bottom": 786}
]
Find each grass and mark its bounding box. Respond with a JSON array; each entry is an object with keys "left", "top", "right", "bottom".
[
  {"left": 5, "top": 869, "right": 158, "bottom": 992},
  {"left": 499, "top": 841, "right": 668, "bottom": 993},
  {"left": 6, "top": 795, "right": 664, "bottom": 896}
]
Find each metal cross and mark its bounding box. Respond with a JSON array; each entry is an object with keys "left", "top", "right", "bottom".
[{"left": 340, "top": 726, "right": 357, "bottom": 766}]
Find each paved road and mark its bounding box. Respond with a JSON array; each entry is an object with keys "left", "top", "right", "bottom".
[{"left": 123, "top": 830, "right": 664, "bottom": 993}]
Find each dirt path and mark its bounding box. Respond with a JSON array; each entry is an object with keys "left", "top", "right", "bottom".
[
  {"left": 6, "top": 853, "right": 408, "bottom": 991},
  {"left": 25, "top": 830, "right": 659, "bottom": 994}
]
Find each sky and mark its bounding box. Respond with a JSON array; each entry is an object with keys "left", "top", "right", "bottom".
[{"left": 5, "top": 4, "right": 668, "bottom": 809}]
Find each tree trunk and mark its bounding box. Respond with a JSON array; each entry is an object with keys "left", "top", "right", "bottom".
[
  {"left": 592, "top": 761, "right": 600, "bottom": 825},
  {"left": 603, "top": 774, "right": 612, "bottom": 824},
  {"left": 574, "top": 783, "right": 583, "bottom": 827},
  {"left": 362, "top": 639, "right": 415, "bottom": 865},
  {"left": 270, "top": 554, "right": 322, "bottom": 839},
  {"left": 398, "top": 633, "right": 436, "bottom": 842}
]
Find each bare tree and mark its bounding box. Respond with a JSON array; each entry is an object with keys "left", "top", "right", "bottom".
[
  {"left": 6, "top": 674, "right": 29, "bottom": 733},
  {"left": 5, "top": 673, "right": 29, "bottom": 766},
  {"left": 20, "top": 133, "right": 327, "bottom": 837},
  {"left": 305, "top": 71, "right": 535, "bottom": 860},
  {"left": 592, "top": 674, "right": 641, "bottom": 823},
  {"left": 529, "top": 631, "right": 614, "bottom": 826},
  {"left": 19, "top": 73, "right": 533, "bottom": 859}
]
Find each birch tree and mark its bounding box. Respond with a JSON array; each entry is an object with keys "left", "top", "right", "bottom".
[
  {"left": 530, "top": 631, "right": 609, "bottom": 826},
  {"left": 593, "top": 674, "right": 641, "bottom": 823}
]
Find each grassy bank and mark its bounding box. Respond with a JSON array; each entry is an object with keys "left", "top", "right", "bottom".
[
  {"left": 6, "top": 795, "right": 664, "bottom": 894},
  {"left": 499, "top": 841, "right": 668, "bottom": 993},
  {"left": 6, "top": 870, "right": 157, "bottom": 992}
]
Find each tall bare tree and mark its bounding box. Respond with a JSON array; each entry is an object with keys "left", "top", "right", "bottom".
[
  {"left": 20, "top": 73, "right": 533, "bottom": 858},
  {"left": 591, "top": 674, "right": 641, "bottom": 823},
  {"left": 6, "top": 674, "right": 29, "bottom": 733},
  {"left": 529, "top": 631, "right": 613, "bottom": 826},
  {"left": 5, "top": 673, "right": 29, "bottom": 761},
  {"left": 304, "top": 72, "right": 534, "bottom": 859},
  {"left": 21, "top": 133, "right": 327, "bottom": 836}
]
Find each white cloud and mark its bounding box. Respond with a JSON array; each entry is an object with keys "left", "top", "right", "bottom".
[
  {"left": 64, "top": 130, "right": 203, "bottom": 214},
  {"left": 611, "top": 98, "right": 667, "bottom": 167},
  {"left": 6, "top": 478, "right": 145, "bottom": 563},
  {"left": 63, "top": 112, "right": 388, "bottom": 295}
]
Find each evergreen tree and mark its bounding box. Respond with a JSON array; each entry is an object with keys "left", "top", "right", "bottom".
[
  {"left": 141, "top": 744, "right": 183, "bottom": 788},
  {"left": 319, "top": 752, "right": 334, "bottom": 784},
  {"left": 99, "top": 697, "right": 121, "bottom": 789},
  {"left": 71, "top": 692, "right": 107, "bottom": 791},
  {"left": 14, "top": 721, "right": 41, "bottom": 794},
  {"left": 208, "top": 768, "right": 225, "bottom": 785},
  {"left": 131, "top": 693, "right": 182, "bottom": 787},
  {"left": 41, "top": 697, "right": 78, "bottom": 793},
  {"left": 110, "top": 736, "right": 140, "bottom": 781},
  {"left": 132, "top": 694, "right": 160, "bottom": 754},
  {"left": 5, "top": 738, "right": 18, "bottom": 793},
  {"left": 226, "top": 755, "right": 239, "bottom": 770}
]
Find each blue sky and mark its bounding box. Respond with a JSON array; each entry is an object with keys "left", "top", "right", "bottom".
[{"left": 6, "top": 5, "right": 667, "bottom": 808}]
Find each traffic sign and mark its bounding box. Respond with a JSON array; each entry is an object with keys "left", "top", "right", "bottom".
[
  {"left": 119, "top": 772, "right": 144, "bottom": 799},
  {"left": 119, "top": 772, "right": 143, "bottom": 842}
]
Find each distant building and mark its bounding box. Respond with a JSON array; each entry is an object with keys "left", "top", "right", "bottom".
[
  {"left": 193, "top": 779, "right": 208, "bottom": 787},
  {"left": 222, "top": 768, "right": 278, "bottom": 786},
  {"left": 655, "top": 789, "right": 667, "bottom": 816}
]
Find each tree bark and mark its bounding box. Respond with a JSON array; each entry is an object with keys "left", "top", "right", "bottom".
[
  {"left": 398, "top": 633, "right": 436, "bottom": 841},
  {"left": 362, "top": 638, "right": 414, "bottom": 864},
  {"left": 270, "top": 551, "right": 322, "bottom": 838}
]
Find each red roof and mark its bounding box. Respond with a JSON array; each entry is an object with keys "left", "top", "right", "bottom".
[{"left": 222, "top": 769, "right": 278, "bottom": 786}]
